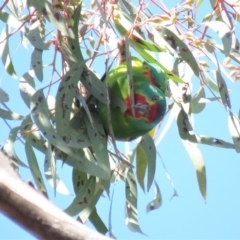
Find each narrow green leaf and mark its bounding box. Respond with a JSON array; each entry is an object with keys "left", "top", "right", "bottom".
[
  {"left": 0, "top": 25, "right": 17, "bottom": 78},
  {"left": 25, "top": 135, "right": 48, "bottom": 196},
  {"left": 228, "top": 114, "right": 240, "bottom": 153},
  {"left": 89, "top": 208, "right": 108, "bottom": 235},
  {"left": 190, "top": 87, "right": 206, "bottom": 114},
  {"left": 55, "top": 61, "right": 85, "bottom": 140},
  {"left": 31, "top": 49, "right": 43, "bottom": 81},
  {"left": 78, "top": 185, "right": 103, "bottom": 223},
  {"left": 68, "top": 113, "right": 90, "bottom": 149},
  {"left": 125, "top": 168, "right": 144, "bottom": 234},
  {"left": 216, "top": 70, "right": 231, "bottom": 108},
  {"left": 20, "top": 115, "right": 47, "bottom": 154},
  {"left": 177, "top": 108, "right": 234, "bottom": 149},
  {"left": 19, "top": 71, "right": 36, "bottom": 108},
  {"left": 146, "top": 181, "right": 162, "bottom": 212},
  {"left": 0, "top": 88, "right": 9, "bottom": 102},
  {"left": 136, "top": 144, "right": 147, "bottom": 192},
  {"left": 0, "top": 108, "right": 24, "bottom": 120},
  {"left": 177, "top": 108, "right": 197, "bottom": 142},
  {"left": 197, "top": 135, "right": 234, "bottom": 149},
  {"left": 65, "top": 4, "right": 84, "bottom": 62},
  {"left": 44, "top": 144, "right": 70, "bottom": 195},
  {"left": 139, "top": 134, "right": 156, "bottom": 192},
  {"left": 81, "top": 68, "right": 108, "bottom": 104},
  {"left": 64, "top": 176, "right": 96, "bottom": 216},
  {"left": 182, "top": 140, "right": 207, "bottom": 201},
  {"left": 3, "top": 126, "right": 28, "bottom": 168},
  {"left": 202, "top": 72, "right": 219, "bottom": 92},
  {"left": 196, "top": 0, "right": 204, "bottom": 8},
  {"left": 83, "top": 112, "right": 111, "bottom": 188},
  {"left": 204, "top": 37, "right": 216, "bottom": 53}
]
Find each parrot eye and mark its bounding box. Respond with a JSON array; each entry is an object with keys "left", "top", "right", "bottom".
[{"left": 152, "top": 96, "right": 159, "bottom": 101}]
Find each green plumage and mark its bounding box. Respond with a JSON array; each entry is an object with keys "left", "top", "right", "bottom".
[{"left": 97, "top": 57, "right": 167, "bottom": 141}]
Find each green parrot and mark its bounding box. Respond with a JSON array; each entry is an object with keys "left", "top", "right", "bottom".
[{"left": 97, "top": 57, "right": 167, "bottom": 141}]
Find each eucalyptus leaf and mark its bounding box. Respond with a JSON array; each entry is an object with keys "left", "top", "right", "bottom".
[
  {"left": 31, "top": 48, "right": 43, "bottom": 82},
  {"left": 25, "top": 135, "right": 48, "bottom": 196},
  {"left": 31, "top": 89, "right": 109, "bottom": 179},
  {"left": 202, "top": 21, "right": 232, "bottom": 56},
  {"left": 146, "top": 181, "right": 162, "bottom": 212},
  {"left": 182, "top": 140, "right": 207, "bottom": 200},
  {"left": 29, "top": 0, "right": 74, "bottom": 38},
  {"left": 0, "top": 108, "right": 24, "bottom": 120},
  {"left": 64, "top": 176, "right": 96, "bottom": 216},
  {"left": 25, "top": 21, "right": 49, "bottom": 50},
  {"left": 0, "top": 25, "right": 17, "bottom": 78},
  {"left": 125, "top": 168, "right": 144, "bottom": 234}
]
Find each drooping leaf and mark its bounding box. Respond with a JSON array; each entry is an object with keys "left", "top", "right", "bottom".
[
  {"left": 139, "top": 134, "right": 156, "bottom": 192},
  {"left": 31, "top": 48, "right": 43, "bottom": 81},
  {"left": 0, "top": 88, "right": 9, "bottom": 102},
  {"left": 64, "top": 176, "right": 96, "bottom": 216},
  {"left": 0, "top": 108, "right": 24, "bottom": 120},
  {"left": 136, "top": 143, "right": 147, "bottom": 192},
  {"left": 68, "top": 112, "right": 90, "bottom": 149},
  {"left": 19, "top": 71, "right": 36, "bottom": 108},
  {"left": 3, "top": 126, "right": 28, "bottom": 168},
  {"left": 202, "top": 72, "right": 219, "bottom": 92},
  {"left": 216, "top": 70, "right": 231, "bottom": 109},
  {"left": 80, "top": 68, "right": 108, "bottom": 104},
  {"left": 25, "top": 135, "right": 48, "bottom": 196},
  {"left": 44, "top": 144, "right": 70, "bottom": 195},
  {"left": 190, "top": 86, "right": 206, "bottom": 114},
  {"left": 55, "top": 61, "right": 85, "bottom": 140},
  {"left": 0, "top": 25, "right": 17, "bottom": 78},
  {"left": 125, "top": 168, "right": 144, "bottom": 234},
  {"left": 65, "top": 4, "right": 84, "bottom": 62},
  {"left": 146, "top": 181, "right": 162, "bottom": 212},
  {"left": 228, "top": 114, "right": 240, "bottom": 153},
  {"left": 20, "top": 115, "right": 47, "bottom": 154},
  {"left": 83, "top": 112, "right": 111, "bottom": 190},
  {"left": 78, "top": 184, "right": 103, "bottom": 223},
  {"left": 177, "top": 108, "right": 234, "bottom": 149},
  {"left": 182, "top": 140, "right": 207, "bottom": 201},
  {"left": 89, "top": 208, "right": 108, "bottom": 235},
  {"left": 177, "top": 108, "right": 197, "bottom": 143}
]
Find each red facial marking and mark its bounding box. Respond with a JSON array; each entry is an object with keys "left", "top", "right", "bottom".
[
  {"left": 124, "top": 94, "right": 157, "bottom": 123},
  {"left": 148, "top": 102, "right": 157, "bottom": 122},
  {"left": 125, "top": 94, "right": 144, "bottom": 118}
]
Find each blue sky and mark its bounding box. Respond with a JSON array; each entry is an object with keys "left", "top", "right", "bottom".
[{"left": 1, "top": 0, "right": 240, "bottom": 239}]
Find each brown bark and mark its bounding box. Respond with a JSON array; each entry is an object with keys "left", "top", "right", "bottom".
[{"left": 0, "top": 151, "right": 111, "bottom": 240}]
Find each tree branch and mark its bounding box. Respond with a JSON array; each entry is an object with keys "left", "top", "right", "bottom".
[{"left": 0, "top": 151, "right": 111, "bottom": 240}]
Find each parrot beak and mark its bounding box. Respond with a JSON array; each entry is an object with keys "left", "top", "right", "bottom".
[{"left": 132, "top": 103, "right": 150, "bottom": 116}]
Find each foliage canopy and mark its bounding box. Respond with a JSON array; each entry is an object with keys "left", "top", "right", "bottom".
[{"left": 1, "top": 0, "right": 240, "bottom": 236}]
